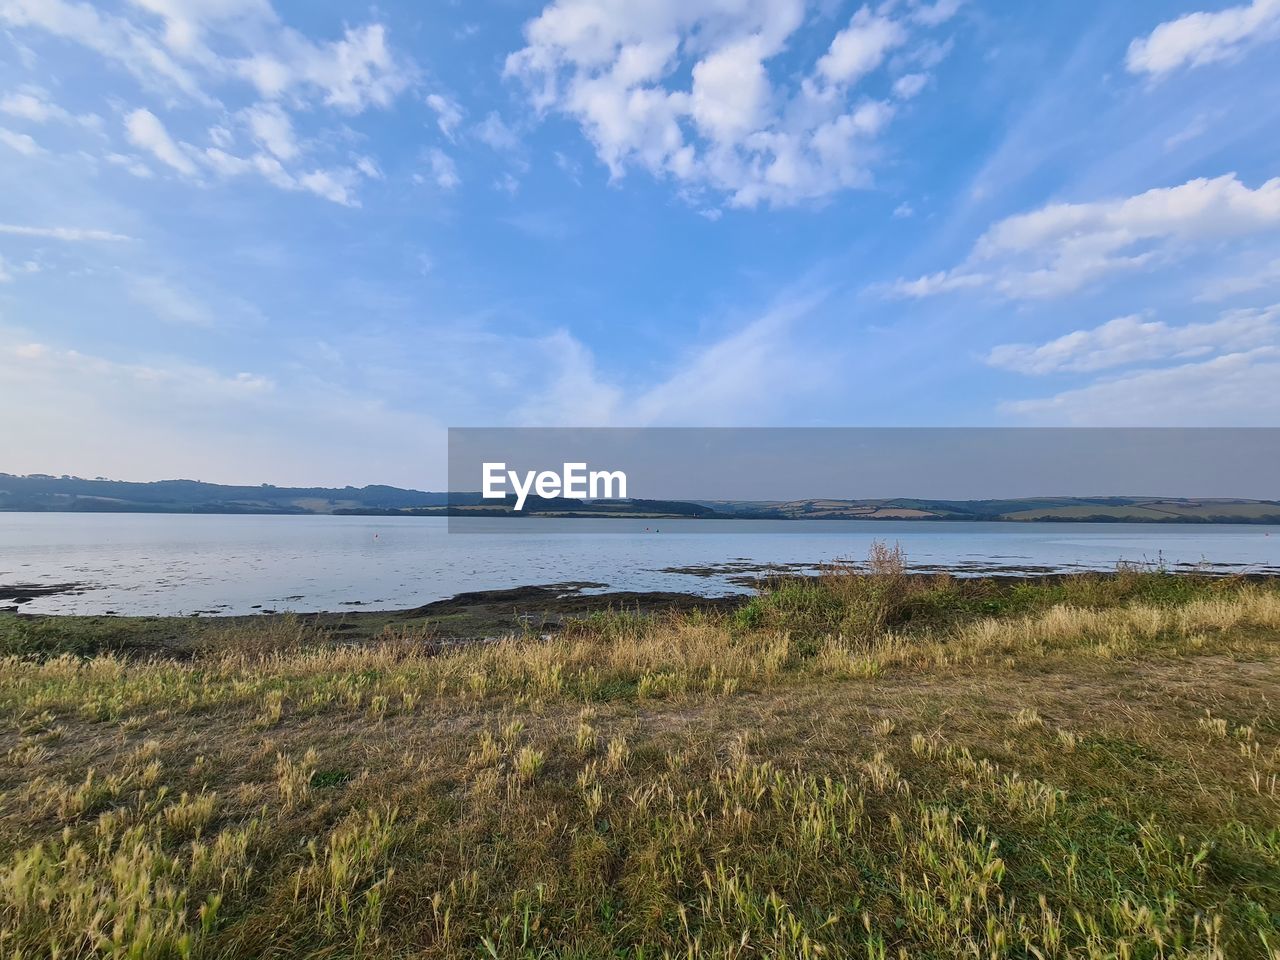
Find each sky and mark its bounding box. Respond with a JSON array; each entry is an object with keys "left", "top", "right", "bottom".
[{"left": 2, "top": 0, "right": 1280, "bottom": 488}]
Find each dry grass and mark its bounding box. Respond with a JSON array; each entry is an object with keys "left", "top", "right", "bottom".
[{"left": 1, "top": 559, "right": 1278, "bottom": 957}]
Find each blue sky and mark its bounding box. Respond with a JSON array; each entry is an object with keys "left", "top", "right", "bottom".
[{"left": 2, "top": 0, "right": 1279, "bottom": 487}]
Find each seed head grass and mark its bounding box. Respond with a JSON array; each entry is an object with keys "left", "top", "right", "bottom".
[{"left": 1, "top": 553, "right": 1278, "bottom": 957}]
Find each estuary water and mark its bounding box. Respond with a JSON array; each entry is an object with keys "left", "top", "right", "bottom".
[{"left": 1, "top": 512, "right": 1278, "bottom": 616}]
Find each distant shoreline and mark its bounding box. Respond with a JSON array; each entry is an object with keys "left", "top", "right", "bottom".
[
  {"left": 4, "top": 507, "right": 1280, "bottom": 524},
  {"left": 9, "top": 571, "right": 1280, "bottom": 652},
  {"left": 7, "top": 560, "right": 1280, "bottom": 620},
  {"left": 5, "top": 474, "right": 1280, "bottom": 523}
]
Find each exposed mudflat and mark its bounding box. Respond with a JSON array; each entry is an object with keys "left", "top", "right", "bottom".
[
  {"left": 0, "top": 581, "right": 749, "bottom": 657},
  {"left": 424, "top": 582, "right": 745, "bottom": 618},
  {"left": 656, "top": 556, "right": 1279, "bottom": 587},
  {"left": 0, "top": 582, "right": 88, "bottom": 612},
  {"left": 0, "top": 582, "right": 86, "bottom": 601},
  {"left": 315, "top": 582, "right": 745, "bottom": 640}
]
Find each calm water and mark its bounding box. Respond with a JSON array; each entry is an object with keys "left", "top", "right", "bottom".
[{"left": 2, "top": 513, "right": 1278, "bottom": 615}]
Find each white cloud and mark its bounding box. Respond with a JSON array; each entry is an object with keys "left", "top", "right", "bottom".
[
  {"left": 0, "top": 223, "right": 133, "bottom": 241},
  {"left": 208, "top": 124, "right": 233, "bottom": 148},
  {"left": 0, "top": 0, "right": 208, "bottom": 100},
  {"left": 425, "top": 148, "right": 460, "bottom": 190},
  {"left": 992, "top": 302, "right": 1280, "bottom": 424},
  {"left": 1196, "top": 257, "right": 1280, "bottom": 301},
  {"left": 125, "top": 107, "right": 198, "bottom": 174},
  {"left": 1000, "top": 347, "right": 1280, "bottom": 425},
  {"left": 1126, "top": 0, "right": 1280, "bottom": 77},
  {"left": 1, "top": 336, "right": 272, "bottom": 397},
  {"left": 0, "top": 127, "right": 43, "bottom": 154},
  {"left": 202, "top": 146, "right": 250, "bottom": 176},
  {"left": 505, "top": 0, "right": 955, "bottom": 208},
  {"left": 892, "top": 72, "right": 928, "bottom": 99},
  {"left": 494, "top": 171, "right": 520, "bottom": 195},
  {"left": 127, "top": 275, "right": 217, "bottom": 326},
  {"left": 202, "top": 145, "right": 360, "bottom": 204},
  {"left": 127, "top": 0, "right": 273, "bottom": 58},
  {"left": 2, "top": 0, "right": 412, "bottom": 208},
  {"left": 890, "top": 173, "right": 1280, "bottom": 299},
  {"left": 105, "top": 152, "right": 155, "bottom": 178},
  {"left": 119, "top": 105, "right": 365, "bottom": 204},
  {"left": 690, "top": 35, "right": 771, "bottom": 143},
  {"left": 0, "top": 90, "right": 56, "bottom": 122},
  {"left": 986, "top": 307, "right": 1280, "bottom": 374},
  {"left": 975, "top": 173, "right": 1280, "bottom": 262},
  {"left": 909, "top": 0, "right": 965, "bottom": 28},
  {"left": 885, "top": 269, "right": 985, "bottom": 297},
  {"left": 296, "top": 168, "right": 359, "bottom": 206},
  {"left": 235, "top": 23, "right": 411, "bottom": 113},
  {"left": 0, "top": 88, "right": 97, "bottom": 127},
  {"left": 2, "top": 0, "right": 412, "bottom": 112},
  {"left": 242, "top": 102, "right": 297, "bottom": 160},
  {"left": 475, "top": 112, "right": 520, "bottom": 153},
  {"left": 817, "top": 8, "right": 906, "bottom": 85},
  {"left": 425, "top": 93, "right": 464, "bottom": 140},
  {"left": 0, "top": 255, "right": 40, "bottom": 283}
]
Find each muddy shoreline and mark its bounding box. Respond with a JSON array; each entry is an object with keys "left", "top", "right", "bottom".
[
  {"left": 0, "top": 581, "right": 750, "bottom": 657},
  {"left": 5, "top": 561, "right": 1280, "bottom": 620},
  {"left": 6, "top": 568, "right": 1280, "bottom": 657}
]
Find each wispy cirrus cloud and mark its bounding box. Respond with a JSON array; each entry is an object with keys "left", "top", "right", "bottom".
[
  {"left": 1000, "top": 347, "right": 1280, "bottom": 425},
  {"left": 126, "top": 275, "right": 218, "bottom": 327},
  {"left": 992, "top": 304, "right": 1280, "bottom": 424},
  {"left": 986, "top": 306, "right": 1280, "bottom": 375},
  {"left": 0, "top": 223, "right": 133, "bottom": 241},
  {"left": 518, "top": 290, "right": 834, "bottom": 427}
]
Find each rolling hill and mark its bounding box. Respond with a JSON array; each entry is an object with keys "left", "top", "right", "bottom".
[{"left": 2, "top": 476, "right": 1278, "bottom": 522}]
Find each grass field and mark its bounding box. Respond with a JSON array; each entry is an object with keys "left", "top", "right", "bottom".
[{"left": 1, "top": 551, "right": 1278, "bottom": 958}]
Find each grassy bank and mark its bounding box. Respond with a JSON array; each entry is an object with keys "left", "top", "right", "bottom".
[{"left": 1, "top": 556, "right": 1278, "bottom": 958}]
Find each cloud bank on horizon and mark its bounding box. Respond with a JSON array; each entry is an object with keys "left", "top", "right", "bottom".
[{"left": 1, "top": 0, "right": 1279, "bottom": 486}]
